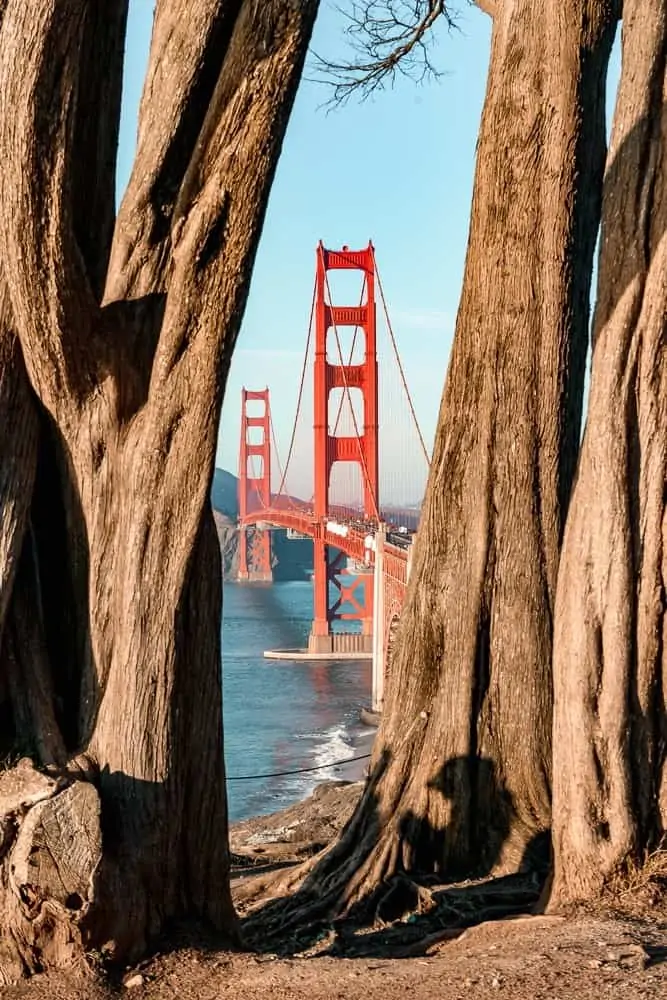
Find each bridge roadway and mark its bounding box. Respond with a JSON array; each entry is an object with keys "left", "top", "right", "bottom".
[{"left": 238, "top": 506, "right": 411, "bottom": 579}]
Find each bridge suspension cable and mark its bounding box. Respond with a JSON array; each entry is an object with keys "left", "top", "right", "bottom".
[
  {"left": 373, "top": 252, "right": 430, "bottom": 467},
  {"left": 269, "top": 412, "right": 292, "bottom": 509},
  {"left": 323, "top": 267, "right": 380, "bottom": 521},
  {"left": 330, "top": 273, "right": 367, "bottom": 438},
  {"left": 270, "top": 280, "right": 317, "bottom": 507}
]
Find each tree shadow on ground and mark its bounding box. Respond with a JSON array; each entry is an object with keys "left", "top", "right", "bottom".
[{"left": 242, "top": 749, "right": 548, "bottom": 958}]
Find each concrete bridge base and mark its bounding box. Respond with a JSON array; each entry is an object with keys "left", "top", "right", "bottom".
[
  {"left": 263, "top": 647, "right": 372, "bottom": 661},
  {"left": 307, "top": 631, "right": 373, "bottom": 655},
  {"left": 237, "top": 570, "right": 273, "bottom": 583}
]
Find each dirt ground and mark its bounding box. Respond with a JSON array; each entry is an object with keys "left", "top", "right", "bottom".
[
  {"left": 2, "top": 782, "right": 667, "bottom": 999},
  {"left": 3, "top": 912, "right": 665, "bottom": 1000}
]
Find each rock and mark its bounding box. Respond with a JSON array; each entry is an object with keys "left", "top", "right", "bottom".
[
  {"left": 123, "top": 972, "right": 144, "bottom": 988},
  {"left": 618, "top": 945, "right": 650, "bottom": 970}
]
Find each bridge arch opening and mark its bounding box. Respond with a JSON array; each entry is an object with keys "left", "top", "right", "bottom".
[
  {"left": 244, "top": 396, "right": 266, "bottom": 418},
  {"left": 328, "top": 387, "right": 364, "bottom": 437},
  {"left": 245, "top": 424, "right": 265, "bottom": 447},
  {"left": 323, "top": 266, "right": 368, "bottom": 310},
  {"left": 326, "top": 322, "right": 367, "bottom": 366},
  {"left": 247, "top": 454, "right": 265, "bottom": 480},
  {"left": 328, "top": 460, "right": 366, "bottom": 517}
]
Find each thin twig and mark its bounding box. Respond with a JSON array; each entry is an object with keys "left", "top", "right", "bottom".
[{"left": 312, "top": 1, "right": 456, "bottom": 104}]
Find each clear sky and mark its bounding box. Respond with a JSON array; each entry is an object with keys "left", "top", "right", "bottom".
[{"left": 117, "top": 3, "right": 620, "bottom": 504}]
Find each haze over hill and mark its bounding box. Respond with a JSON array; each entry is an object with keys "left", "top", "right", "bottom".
[
  {"left": 211, "top": 468, "right": 314, "bottom": 581},
  {"left": 211, "top": 467, "right": 421, "bottom": 527}
]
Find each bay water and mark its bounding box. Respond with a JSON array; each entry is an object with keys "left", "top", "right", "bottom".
[{"left": 222, "top": 580, "right": 373, "bottom": 822}]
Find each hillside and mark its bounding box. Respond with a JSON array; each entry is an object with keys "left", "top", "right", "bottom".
[
  {"left": 211, "top": 468, "right": 313, "bottom": 581},
  {"left": 209, "top": 467, "right": 420, "bottom": 582},
  {"left": 211, "top": 467, "right": 238, "bottom": 518}
]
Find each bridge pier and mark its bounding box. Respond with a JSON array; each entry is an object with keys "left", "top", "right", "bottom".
[
  {"left": 308, "top": 537, "right": 374, "bottom": 654},
  {"left": 237, "top": 526, "right": 273, "bottom": 583},
  {"left": 307, "top": 632, "right": 373, "bottom": 655}
]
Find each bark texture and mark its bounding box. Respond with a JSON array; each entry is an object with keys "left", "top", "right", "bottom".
[
  {"left": 0, "top": 0, "right": 318, "bottom": 976},
  {"left": 550, "top": 0, "right": 667, "bottom": 905},
  {"left": 249, "top": 0, "right": 618, "bottom": 931}
]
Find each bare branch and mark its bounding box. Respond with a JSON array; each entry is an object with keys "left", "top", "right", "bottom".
[{"left": 314, "top": 0, "right": 455, "bottom": 104}]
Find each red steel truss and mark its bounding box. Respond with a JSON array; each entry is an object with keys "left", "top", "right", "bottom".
[
  {"left": 309, "top": 242, "right": 379, "bottom": 653},
  {"left": 237, "top": 388, "right": 272, "bottom": 582},
  {"left": 235, "top": 243, "right": 413, "bottom": 661}
]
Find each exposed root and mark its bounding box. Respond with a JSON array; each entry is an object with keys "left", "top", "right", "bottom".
[
  {"left": 234, "top": 853, "right": 319, "bottom": 911},
  {"left": 0, "top": 758, "right": 101, "bottom": 984},
  {"left": 240, "top": 820, "right": 545, "bottom": 959}
]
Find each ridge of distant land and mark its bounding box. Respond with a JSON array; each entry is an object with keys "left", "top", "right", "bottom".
[
  {"left": 210, "top": 468, "right": 312, "bottom": 582},
  {"left": 210, "top": 467, "right": 420, "bottom": 582},
  {"left": 210, "top": 467, "right": 421, "bottom": 523}
]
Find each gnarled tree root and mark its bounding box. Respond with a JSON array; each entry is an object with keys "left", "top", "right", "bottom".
[
  {"left": 0, "top": 758, "right": 100, "bottom": 985},
  {"left": 240, "top": 861, "right": 543, "bottom": 959},
  {"left": 237, "top": 813, "right": 544, "bottom": 960}
]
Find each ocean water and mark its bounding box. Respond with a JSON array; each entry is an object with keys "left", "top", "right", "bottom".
[{"left": 222, "top": 581, "right": 373, "bottom": 822}]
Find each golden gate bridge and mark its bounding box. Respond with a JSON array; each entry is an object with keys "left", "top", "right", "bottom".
[{"left": 236, "top": 242, "right": 430, "bottom": 708}]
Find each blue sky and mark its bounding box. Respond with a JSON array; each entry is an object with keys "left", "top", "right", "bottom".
[{"left": 118, "top": 3, "right": 619, "bottom": 503}]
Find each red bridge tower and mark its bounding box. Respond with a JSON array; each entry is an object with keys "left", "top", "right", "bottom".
[
  {"left": 237, "top": 388, "right": 273, "bottom": 582},
  {"left": 308, "top": 242, "right": 379, "bottom": 654}
]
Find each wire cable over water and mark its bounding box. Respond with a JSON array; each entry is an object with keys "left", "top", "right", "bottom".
[{"left": 226, "top": 752, "right": 371, "bottom": 781}]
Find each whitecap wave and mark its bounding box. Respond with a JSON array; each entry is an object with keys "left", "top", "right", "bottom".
[{"left": 312, "top": 724, "right": 356, "bottom": 774}]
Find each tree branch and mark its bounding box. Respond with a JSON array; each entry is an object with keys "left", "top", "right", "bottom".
[
  {"left": 152, "top": 0, "right": 320, "bottom": 398},
  {"left": 0, "top": 1, "right": 127, "bottom": 412},
  {"left": 314, "top": 0, "right": 454, "bottom": 103},
  {"left": 70, "top": 1, "right": 129, "bottom": 301},
  {"left": 105, "top": 0, "right": 244, "bottom": 303},
  {"left": 110, "top": 0, "right": 319, "bottom": 603}
]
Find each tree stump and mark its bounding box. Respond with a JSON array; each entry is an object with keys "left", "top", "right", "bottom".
[{"left": 0, "top": 759, "right": 101, "bottom": 984}]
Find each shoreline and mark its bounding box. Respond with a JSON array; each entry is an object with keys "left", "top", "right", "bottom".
[
  {"left": 229, "top": 721, "right": 377, "bottom": 863},
  {"left": 334, "top": 722, "right": 375, "bottom": 783},
  {"left": 227, "top": 710, "right": 377, "bottom": 829}
]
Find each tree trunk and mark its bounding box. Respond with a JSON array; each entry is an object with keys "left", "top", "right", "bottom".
[
  {"left": 0, "top": 0, "right": 318, "bottom": 976},
  {"left": 250, "top": 0, "right": 618, "bottom": 929},
  {"left": 0, "top": 306, "right": 37, "bottom": 655},
  {"left": 549, "top": 0, "right": 667, "bottom": 906}
]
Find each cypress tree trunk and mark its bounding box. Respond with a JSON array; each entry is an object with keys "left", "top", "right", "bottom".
[
  {"left": 0, "top": 0, "right": 318, "bottom": 978},
  {"left": 246, "top": 0, "right": 618, "bottom": 930},
  {"left": 550, "top": 0, "right": 667, "bottom": 906}
]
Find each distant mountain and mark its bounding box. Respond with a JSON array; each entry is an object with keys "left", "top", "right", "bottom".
[
  {"left": 210, "top": 467, "right": 313, "bottom": 582},
  {"left": 211, "top": 467, "right": 238, "bottom": 518},
  {"left": 211, "top": 466, "right": 421, "bottom": 529},
  {"left": 211, "top": 467, "right": 309, "bottom": 518}
]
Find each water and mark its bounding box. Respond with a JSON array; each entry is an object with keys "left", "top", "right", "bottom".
[{"left": 222, "top": 581, "right": 373, "bottom": 822}]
